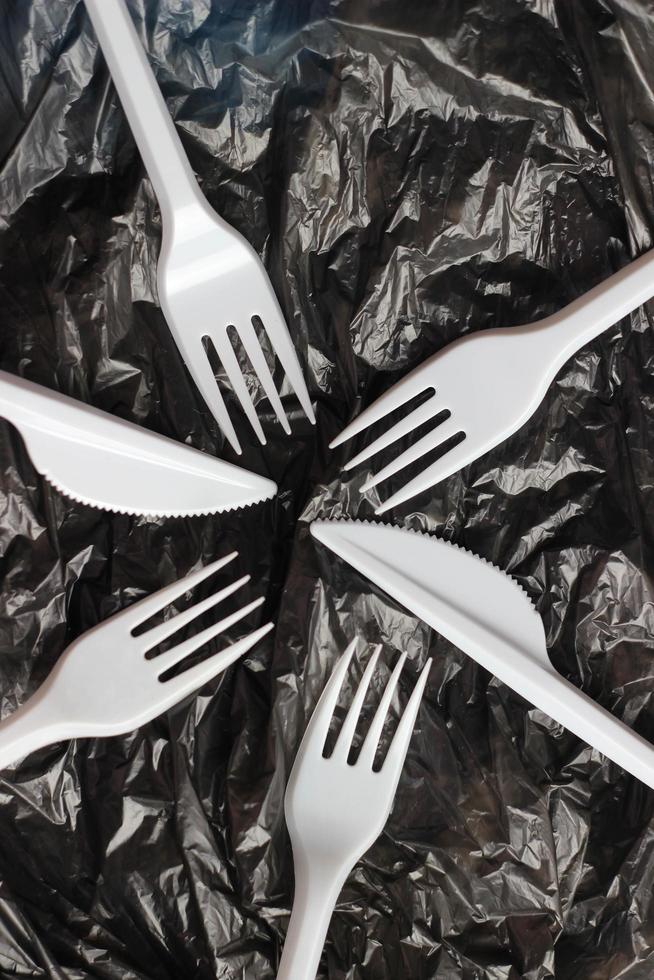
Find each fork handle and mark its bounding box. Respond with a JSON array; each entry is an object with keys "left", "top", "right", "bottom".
[
  {"left": 277, "top": 858, "right": 347, "bottom": 980},
  {"left": 84, "top": 0, "right": 215, "bottom": 227},
  {"left": 532, "top": 245, "right": 654, "bottom": 378},
  {"left": 0, "top": 685, "right": 71, "bottom": 771}
]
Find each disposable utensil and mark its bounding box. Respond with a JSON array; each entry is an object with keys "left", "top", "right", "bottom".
[
  {"left": 278, "top": 639, "right": 431, "bottom": 980},
  {"left": 330, "top": 249, "right": 654, "bottom": 512},
  {"left": 310, "top": 519, "right": 654, "bottom": 790},
  {"left": 0, "top": 552, "right": 272, "bottom": 770},
  {"left": 84, "top": 0, "right": 315, "bottom": 454},
  {"left": 0, "top": 370, "right": 276, "bottom": 516}
]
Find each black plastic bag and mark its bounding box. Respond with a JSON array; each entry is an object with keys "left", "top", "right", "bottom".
[{"left": 0, "top": 1, "right": 653, "bottom": 976}]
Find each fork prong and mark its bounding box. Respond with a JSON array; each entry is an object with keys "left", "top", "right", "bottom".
[
  {"left": 375, "top": 435, "right": 473, "bottom": 515},
  {"left": 152, "top": 596, "right": 265, "bottom": 676},
  {"left": 211, "top": 332, "right": 266, "bottom": 445},
  {"left": 344, "top": 396, "right": 440, "bottom": 472},
  {"left": 124, "top": 553, "right": 239, "bottom": 632},
  {"left": 160, "top": 621, "right": 273, "bottom": 697},
  {"left": 360, "top": 417, "right": 462, "bottom": 494},
  {"left": 330, "top": 383, "right": 435, "bottom": 451},
  {"left": 236, "top": 319, "right": 291, "bottom": 434},
  {"left": 180, "top": 334, "right": 241, "bottom": 453},
  {"left": 142, "top": 575, "right": 250, "bottom": 650},
  {"left": 300, "top": 639, "right": 358, "bottom": 757},
  {"left": 331, "top": 644, "right": 382, "bottom": 761},
  {"left": 260, "top": 302, "right": 316, "bottom": 425},
  {"left": 379, "top": 658, "right": 431, "bottom": 784},
  {"left": 357, "top": 652, "right": 407, "bottom": 769}
]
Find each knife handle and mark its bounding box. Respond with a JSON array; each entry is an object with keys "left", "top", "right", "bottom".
[{"left": 509, "top": 658, "right": 654, "bottom": 790}]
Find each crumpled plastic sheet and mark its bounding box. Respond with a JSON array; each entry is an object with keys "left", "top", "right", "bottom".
[{"left": 0, "top": 0, "right": 653, "bottom": 976}]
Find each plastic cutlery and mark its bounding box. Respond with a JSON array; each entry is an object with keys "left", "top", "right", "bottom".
[
  {"left": 278, "top": 639, "right": 431, "bottom": 980},
  {"left": 330, "top": 248, "right": 654, "bottom": 512},
  {"left": 0, "top": 552, "right": 272, "bottom": 769},
  {"left": 311, "top": 519, "right": 654, "bottom": 789},
  {"left": 0, "top": 370, "right": 276, "bottom": 516},
  {"left": 84, "top": 0, "right": 315, "bottom": 454}
]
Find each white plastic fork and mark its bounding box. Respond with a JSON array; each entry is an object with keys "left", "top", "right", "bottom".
[
  {"left": 277, "top": 640, "right": 431, "bottom": 980},
  {"left": 0, "top": 553, "right": 272, "bottom": 769},
  {"left": 330, "top": 248, "right": 654, "bottom": 513},
  {"left": 84, "top": 0, "right": 315, "bottom": 454}
]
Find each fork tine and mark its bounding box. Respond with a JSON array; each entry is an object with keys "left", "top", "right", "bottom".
[
  {"left": 124, "top": 553, "right": 239, "bottom": 631},
  {"left": 330, "top": 383, "right": 435, "bottom": 451},
  {"left": 379, "top": 658, "right": 431, "bottom": 784},
  {"left": 375, "top": 436, "right": 474, "bottom": 515},
  {"left": 160, "top": 622, "right": 273, "bottom": 697},
  {"left": 300, "top": 639, "right": 358, "bottom": 756},
  {"left": 331, "top": 644, "right": 382, "bottom": 761},
  {"left": 178, "top": 334, "right": 241, "bottom": 453},
  {"left": 236, "top": 319, "right": 291, "bottom": 434},
  {"left": 211, "top": 332, "right": 266, "bottom": 445},
  {"left": 344, "top": 396, "right": 440, "bottom": 471},
  {"left": 142, "top": 575, "right": 250, "bottom": 650},
  {"left": 261, "top": 305, "right": 316, "bottom": 425},
  {"left": 152, "top": 597, "right": 265, "bottom": 676},
  {"left": 357, "top": 652, "right": 407, "bottom": 769},
  {"left": 360, "top": 417, "right": 462, "bottom": 493}
]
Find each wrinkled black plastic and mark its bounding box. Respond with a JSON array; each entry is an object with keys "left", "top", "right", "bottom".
[{"left": 0, "top": 0, "right": 653, "bottom": 976}]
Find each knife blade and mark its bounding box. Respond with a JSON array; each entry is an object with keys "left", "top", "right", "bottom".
[{"left": 0, "top": 371, "right": 276, "bottom": 517}]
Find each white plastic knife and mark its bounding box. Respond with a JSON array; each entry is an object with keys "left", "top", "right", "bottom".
[
  {"left": 0, "top": 370, "right": 276, "bottom": 516},
  {"left": 311, "top": 518, "right": 654, "bottom": 789}
]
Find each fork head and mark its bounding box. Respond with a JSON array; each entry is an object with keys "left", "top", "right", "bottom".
[
  {"left": 285, "top": 639, "right": 431, "bottom": 863},
  {"left": 330, "top": 326, "right": 549, "bottom": 513},
  {"left": 158, "top": 210, "right": 315, "bottom": 454},
  {"left": 56, "top": 551, "right": 273, "bottom": 737}
]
